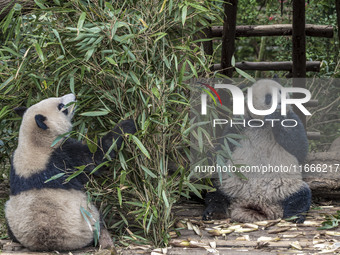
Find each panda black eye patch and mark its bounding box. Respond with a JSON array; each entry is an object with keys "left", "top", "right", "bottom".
[
  {"left": 265, "top": 94, "right": 272, "bottom": 105},
  {"left": 58, "top": 103, "right": 65, "bottom": 111}
]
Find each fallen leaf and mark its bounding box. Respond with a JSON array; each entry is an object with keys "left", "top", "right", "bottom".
[
  {"left": 302, "top": 220, "right": 321, "bottom": 227},
  {"left": 254, "top": 219, "right": 280, "bottom": 227},
  {"left": 234, "top": 227, "right": 258, "bottom": 233},
  {"left": 208, "top": 228, "right": 233, "bottom": 236},
  {"left": 192, "top": 224, "right": 202, "bottom": 236},
  {"left": 175, "top": 221, "right": 186, "bottom": 228},
  {"left": 277, "top": 221, "right": 296, "bottom": 227},
  {"left": 282, "top": 233, "right": 303, "bottom": 238},
  {"left": 187, "top": 221, "right": 193, "bottom": 230},
  {"left": 169, "top": 231, "right": 177, "bottom": 238},
  {"left": 228, "top": 224, "right": 242, "bottom": 230},
  {"left": 242, "top": 223, "right": 259, "bottom": 229},
  {"left": 268, "top": 226, "right": 291, "bottom": 234},
  {"left": 209, "top": 241, "right": 216, "bottom": 249},
  {"left": 290, "top": 241, "right": 302, "bottom": 250},
  {"left": 236, "top": 235, "right": 250, "bottom": 241},
  {"left": 325, "top": 231, "right": 340, "bottom": 237},
  {"left": 257, "top": 236, "right": 280, "bottom": 242}
]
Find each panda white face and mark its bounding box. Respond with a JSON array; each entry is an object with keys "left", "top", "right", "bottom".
[
  {"left": 17, "top": 94, "right": 76, "bottom": 148},
  {"left": 247, "top": 80, "right": 286, "bottom": 119}
]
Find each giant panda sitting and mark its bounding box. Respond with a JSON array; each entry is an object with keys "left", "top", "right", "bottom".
[
  {"left": 5, "top": 94, "right": 136, "bottom": 251},
  {"left": 203, "top": 79, "right": 311, "bottom": 223}
]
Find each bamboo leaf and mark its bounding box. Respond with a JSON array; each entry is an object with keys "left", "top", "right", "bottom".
[
  {"left": 130, "top": 71, "right": 141, "bottom": 85},
  {"left": 77, "top": 12, "right": 86, "bottom": 33},
  {"left": 181, "top": 5, "right": 187, "bottom": 26},
  {"left": 185, "top": 182, "right": 203, "bottom": 199},
  {"left": 187, "top": 2, "right": 209, "bottom": 12},
  {"left": 89, "top": 161, "right": 109, "bottom": 175},
  {"left": 162, "top": 190, "right": 169, "bottom": 208},
  {"left": 80, "top": 110, "right": 109, "bottom": 116},
  {"left": 65, "top": 166, "right": 85, "bottom": 182},
  {"left": 235, "top": 67, "right": 256, "bottom": 82},
  {"left": 159, "top": 0, "right": 167, "bottom": 13},
  {"left": 117, "top": 187, "right": 122, "bottom": 207},
  {"left": 152, "top": 32, "right": 167, "bottom": 44},
  {"left": 34, "top": 43, "right": 45, "bottom": 64},
  {"left": 44, "top": 173, "right": 65, "bottom": 183},
  {"left": 105, "top": 57, "right": 117, "bottom": 66},
  {"left": 141, "top": 165, "right": 157, "bottom": 178},
  {"left": 131, "top": 135, "right": 150, "bottom": 159},
  {"left": 52, "top": 29, "right": 65, "bottom": 55},
  {"left": 50, "top": 131, "right": 73, "bottom": 147}
]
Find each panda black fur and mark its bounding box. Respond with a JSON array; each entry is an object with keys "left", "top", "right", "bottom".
[
  {"left": 203, "top": 80, "right": 311, "bottom": 223},
  {"left": 5, "top": 94, "right": 136, "bottom": 251}
]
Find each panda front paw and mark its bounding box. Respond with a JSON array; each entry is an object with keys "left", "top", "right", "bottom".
[
  {"left": 202, "top": 207, "right": 214, "bottom": 221},
  {"left": 285, "top": 213, "right": 307, "bottom": 223},
  {"left": 202, "top": 191, "right": 230, "bottom": 220},
  {"left": 294, "top": 214, "right": 306, "bottom": 224},
  {"left": 282, "top": 185, "right": 311, "bottom": 223}
]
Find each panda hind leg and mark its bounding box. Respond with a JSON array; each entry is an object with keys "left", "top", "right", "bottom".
[
  {"left": 99, "top": 224, "right": 114, "bottom": 250},
  {"left": 282, "top": 184, "right": 311, "bottom": 223},
  {"left": 6, "top": 219, "right": 19, "bottom": 243},
  {"left": 202, "top": 190, "right": 230, "bottom": 220}
]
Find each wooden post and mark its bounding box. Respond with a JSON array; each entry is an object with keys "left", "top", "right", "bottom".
[
  {"left": 201, "top": 27, "right": 213, "bottom": 56},
  {"left": 336, "top": 0, "right": 340, "bottom": 43},
  {"left": 292, "top": 0, "right": 306, "bottom": 127},
  {"left": 221, "top": 0, "right": 238, "bottom": 77},
  {"left": 292, "top": 0, "right": 306, "bottom": 78}
]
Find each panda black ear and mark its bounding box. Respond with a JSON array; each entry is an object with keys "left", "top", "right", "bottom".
[
  {"left": 14, "top": 107, "right": 27, "bottom": 117},
  {"left": 35, "top": 114, "right": 48, "bottom": 130}
]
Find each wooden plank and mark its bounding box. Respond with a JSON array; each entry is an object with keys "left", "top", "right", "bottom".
[
  {"left": 211, "top": 24, "right": 334, "bottom": 38},
  {"left": 304, "top": 99, "right": 318, "bottom": 108},
  {"left": 216, "top": 240, "right": 311, "bottom": 248},
  {"left": 306, "top": 131, "right": 321, "bottom": 140},
  {"left": 213, "top": 61, "right": 320, "bottom": 72},
  {"left": 221, "top": 0, "right": 238, "bottom": 77},
  {"left": 170, "top": 239, "right": 312, "bottom": 249},
  {"left": 167, "top": 248, "right": 278, "bottom": 255}
]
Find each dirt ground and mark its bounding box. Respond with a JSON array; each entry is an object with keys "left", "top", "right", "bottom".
[{"left": 1, "top": 200, "right": 340, "bottom": 255}]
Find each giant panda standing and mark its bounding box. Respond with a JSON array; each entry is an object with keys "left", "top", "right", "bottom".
[
  {"left": 203, "top": 79, "right": 311, "bottom": 223},
  {"left": 5, "top": 94, "right": 136, "bottom": 251}
]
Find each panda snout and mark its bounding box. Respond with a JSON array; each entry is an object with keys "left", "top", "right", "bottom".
[
  {"left": 61, "top": 94, "right": 76, "bottom": 116},
  {"left": 61, "top": 94, "right": 76, "bottom": 105}
]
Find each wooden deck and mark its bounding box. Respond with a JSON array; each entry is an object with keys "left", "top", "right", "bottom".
[
  {"left": 1, "top": 200, "right": 340, "bottom": 254},
  {"left": 167, "top": 201, "right": 340, "bottom": 254}
]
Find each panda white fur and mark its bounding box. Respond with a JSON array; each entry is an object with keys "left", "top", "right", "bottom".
[
  {"left": 5, "top": 94, "right": 136, "bottom": 251},
  {"left": 203, "top": 79, "right": 311, "bottom": 223}
]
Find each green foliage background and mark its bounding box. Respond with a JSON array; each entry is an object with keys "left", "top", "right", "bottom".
[{"left": 0, "top": 0, "right": 339, "bottom": 248}]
